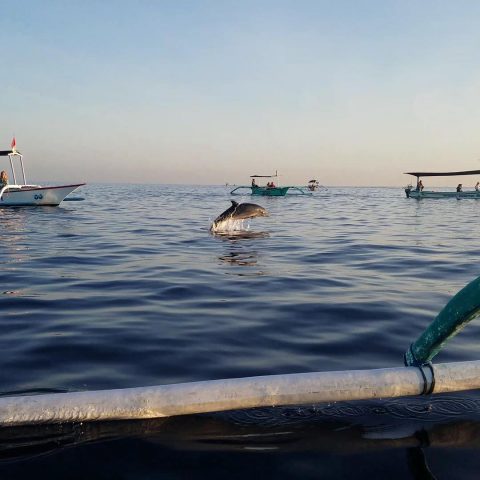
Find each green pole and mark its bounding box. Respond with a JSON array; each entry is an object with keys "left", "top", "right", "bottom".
[{"left": 405, "top": 275, "right": 480, "bottom": 366}]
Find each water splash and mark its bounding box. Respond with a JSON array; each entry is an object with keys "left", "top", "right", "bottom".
[{"left": 210, "top": 218, "right": 251, "bottom": 234}]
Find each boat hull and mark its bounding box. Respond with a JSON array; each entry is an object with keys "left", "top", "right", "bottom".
[
  {"left": 251, "top": 186, "right": 290, "bottom": 196},
  {"left": 230, "top": 185, "right": 310, "bottom": 196},
  {"left": 406, "top": 189, "right": 480, "bottom": 199},
  {"left": 0, "top": 183, "right": 85, "bottom": 206}
]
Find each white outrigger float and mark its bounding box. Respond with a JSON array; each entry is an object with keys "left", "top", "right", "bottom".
[
  {"left": 0, "top": 146, "right": 85, "bottom": 207},
  {"left": 405, "top": 169, "right": 480, "bottom": 199}
]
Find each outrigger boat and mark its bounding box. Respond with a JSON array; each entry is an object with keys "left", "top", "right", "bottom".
[
  {"left": 405, "top": 169, "right": 480, "bottom": 199},
  {"left": 0, "top": 145, "right": 85, "bottom": 206},
  {"left": 230, "top": 172, "right": 311, "bottom": 196}
]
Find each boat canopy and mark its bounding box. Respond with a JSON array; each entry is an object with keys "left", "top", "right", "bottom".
[
  {"left": 405, "top": 169, "right": 480, "bottom": 178},
  {"left": 250, "top": 174, "right": 276, "bottom": 178},
  {"left": 0, "top": 150, "right": 16, "bottom": 156}
]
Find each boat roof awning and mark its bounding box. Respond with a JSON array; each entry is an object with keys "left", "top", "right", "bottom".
[
  {"left": 250, "top": 174, "right": 276, "bottom": 178},
  {"left": 0, "top": 150, "right": 15, "bottom": 156},
  {"left": 405, "top": 169, "right": 480, "bottom": 177}
]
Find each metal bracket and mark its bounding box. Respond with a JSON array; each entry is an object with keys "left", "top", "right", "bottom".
[{"left": 404, "top": 343, "right": 436, "bottom": 395}]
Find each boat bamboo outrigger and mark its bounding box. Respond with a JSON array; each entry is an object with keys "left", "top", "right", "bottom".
[
  {"left": 404, "top": 169, "right": 480, "bottom": 199},
  {"left": 1, "top": 274, "right": 480, "bottom": 426},
  {"left": 230, "top": 172, "right": 311, "bottom": 196}
]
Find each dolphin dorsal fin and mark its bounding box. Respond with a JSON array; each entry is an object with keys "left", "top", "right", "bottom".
[{"left": 231, "top": 200, "right": 239, "bottom": 207}]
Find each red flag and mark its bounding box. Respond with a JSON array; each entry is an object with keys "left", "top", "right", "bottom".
[{"left": 11, "top": 137, "right": 16, "bottom": 149}]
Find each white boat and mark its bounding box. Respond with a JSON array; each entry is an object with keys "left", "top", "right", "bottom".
[
  {"left": 0, "top": 147, "right": 85, "bottom": 206},
  {"left": 404, "top": 169, "right": 480, "bottom": 199}
]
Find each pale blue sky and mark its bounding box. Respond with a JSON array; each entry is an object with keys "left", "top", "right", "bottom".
[{"left": 1, "top": 1, "right": 480, "bottom": 186}]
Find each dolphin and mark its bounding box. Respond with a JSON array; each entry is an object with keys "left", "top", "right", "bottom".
[{"left": 211, "top": 200, "right": 268, "bottom": 231}]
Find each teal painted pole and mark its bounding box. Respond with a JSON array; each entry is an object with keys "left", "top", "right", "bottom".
[{"left": 405, "top": 276, "right": 480, "bottom": 366}]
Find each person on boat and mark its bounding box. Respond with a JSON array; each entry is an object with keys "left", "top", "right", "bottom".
[
  {"left": 0, "top": 171, "right": 8, "bottom": 187},
  {"left": 416, "top": 179, "right": 424, "bottom": 191},
  {"left": 251, "top": 178, "right": 257, "bottom": 188},
  {"left": 475, "top": 182, "right": 479, "bottom": 191},
  {"left": 457, "top": 184, "right": 463, "bottom": 192}
]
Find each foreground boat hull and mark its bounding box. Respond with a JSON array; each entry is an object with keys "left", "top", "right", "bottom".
[
  {"left": 406, "top": 189, "right": 480, "bottom": 199},
  {"left": 0, "top": 183, "right": 85, "bottom": 206}
]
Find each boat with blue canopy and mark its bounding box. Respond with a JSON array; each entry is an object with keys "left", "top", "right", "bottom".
[
  {"left": 404, "top": 169, "right": 480, "bottom": 198},
  {"left": 230, "top": 172, "right": 311, "bottom": 196}
]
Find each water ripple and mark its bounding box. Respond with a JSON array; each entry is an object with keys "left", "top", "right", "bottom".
[{"left": 2, "top": 185, "right": 480, "bottom": 476}]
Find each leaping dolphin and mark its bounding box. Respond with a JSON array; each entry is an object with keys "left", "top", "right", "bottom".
[{"left": 211, "top": 200, "right": 268, "bottom": 231}]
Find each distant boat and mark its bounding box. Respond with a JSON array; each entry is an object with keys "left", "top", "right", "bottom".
[
  {"left": 307, "top": 179, "right": 319, "bottom": 191},
  {"left": 0, "top": 144, "right": 85, "bottom": 206},
  {"left": 404, "top": 169, "right": 480, "bottom": 199},
  {"left": 230, "top": 172, "right": 311, "bottom": 196}
]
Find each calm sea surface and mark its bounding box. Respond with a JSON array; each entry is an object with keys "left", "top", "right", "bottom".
[{"left": 2, "top": 184, "right": 480, "bottom": 478}]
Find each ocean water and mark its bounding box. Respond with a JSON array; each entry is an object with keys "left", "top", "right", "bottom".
[{"left": 2, "top": 184, "right": 480, "bottom": 478}]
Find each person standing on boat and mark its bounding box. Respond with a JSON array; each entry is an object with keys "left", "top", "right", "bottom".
[
  {"left": 475, "top": 182, "right": 479, "bottom": 191},
  {"left": 0, "top": 171, "right": 8, "bottom": 186},
  {"left": 416, "top": 179, "right": 424, "bottom": 191},
  {"left": 251, "top": 178, "right": 256, "bottom": 188},
  {"left": 457, "top": 184, "right": 463, "bottom": 192}
]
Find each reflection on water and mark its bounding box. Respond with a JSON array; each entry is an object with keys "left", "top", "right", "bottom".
[
  {"left": 407, "top": 447, "right": 437, "bottom": 480},
  {"left": 215, "top": 230, "right": 269, "bottom": 275},
  {"left": 219, "top": 251, "right": 259, "bottom": 267},
  {"left": 213, "top": 231, "right": 269, "bottom": 240},
  {"left": 0, "top": 208, "right": 30, "bottom": 270},
  {"left": 1, "top": 395, "right": 480, "bottom": 472}
]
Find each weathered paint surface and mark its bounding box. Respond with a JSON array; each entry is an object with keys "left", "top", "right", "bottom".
[
  {"left": 1, "top": 362, "right": 480, "bottom": 426},
  {"left": 405, "top": 276, "right": 480, "bottom": 365}
]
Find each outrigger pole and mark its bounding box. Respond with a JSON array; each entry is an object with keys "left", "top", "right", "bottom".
[{"left": 1, "top": 277, "right": 480, "bottom": 427}]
